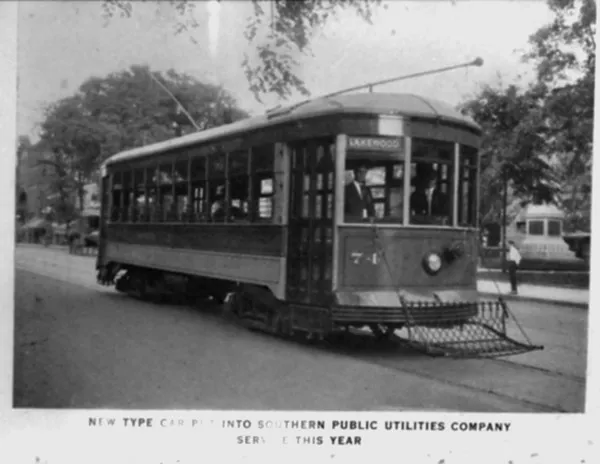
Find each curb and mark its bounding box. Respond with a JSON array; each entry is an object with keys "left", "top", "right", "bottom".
[{"left": 478, "top": 292, "right": 588, "bottom": 310}]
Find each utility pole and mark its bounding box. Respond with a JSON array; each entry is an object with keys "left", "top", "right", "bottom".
[{"left": 501, "top": 165, "right": 508, "bottom": 273}]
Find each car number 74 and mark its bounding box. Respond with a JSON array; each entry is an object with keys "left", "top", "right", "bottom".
[{"left": 350, "top": 251, "right": 380, "bottom": 265}]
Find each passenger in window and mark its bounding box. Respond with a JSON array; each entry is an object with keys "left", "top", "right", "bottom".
[
  {"left": 228, "top": 201, "right": 245, "bottom": 220},
  {"left": 228, "top": 181, "right": 248, "bottom": 221},
  {"left": 410, "top": 165, "right": 448, "bottom": 220},
  {"left": 211, "top": 185, "right": 226, "bottom": 221},
  {"left": 345, "top": 164, "right": 375, "bottom": 220},
  {"left": 388, "top": 188, "right": 404, "bottom": 219}
]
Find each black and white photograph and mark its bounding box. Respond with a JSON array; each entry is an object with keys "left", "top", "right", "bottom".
[{"left": 1, "top": 0, "right": 598, "bottom": 462}]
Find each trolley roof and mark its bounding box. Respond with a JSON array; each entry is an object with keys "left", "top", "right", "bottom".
[{"left": 104, "top": 92, "right": 481, "bottom": 166}]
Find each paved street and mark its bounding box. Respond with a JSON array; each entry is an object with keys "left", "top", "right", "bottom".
[{"left": 13, "top": 245, "right": 587, "bottom": 412}]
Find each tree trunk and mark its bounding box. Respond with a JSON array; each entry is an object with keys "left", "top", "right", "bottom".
[{"left": 77, "top": 171, "right": 85, "bottom": 215}]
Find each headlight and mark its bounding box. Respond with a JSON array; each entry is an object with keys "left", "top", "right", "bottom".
[{"left": 423, "top": 252, "right": 442, "bottom": 274}]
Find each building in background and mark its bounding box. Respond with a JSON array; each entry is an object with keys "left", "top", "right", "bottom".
[
  {"left": 506, "top": 203, "right": 582, "bottom": 265},
  {"left": 75, "top": 182, "right": 101, "bottom": 216},
  {"left": 16, "top": 142, "right": 53, "bottom": 223}
]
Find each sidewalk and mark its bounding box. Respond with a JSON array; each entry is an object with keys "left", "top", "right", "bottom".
[
  {"left": 478, "top": 266, "right": 589, "bottom": 274},
  {"left": 16, "top": 242, "right": 97, "bottom": 255},
  {"left": 477, "top": 280, "right": 589, "bottom": 309}
]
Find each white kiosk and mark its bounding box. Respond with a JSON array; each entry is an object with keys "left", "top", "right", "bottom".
[{"left": 507, "top": 203, "right": 578, "bottom": 262}]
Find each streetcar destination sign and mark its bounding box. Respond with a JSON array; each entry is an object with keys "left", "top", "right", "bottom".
[{"left": 348, "top": 137, "right": 402, "bottom": 151}]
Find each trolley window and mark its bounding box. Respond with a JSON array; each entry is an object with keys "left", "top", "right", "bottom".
[
  {"left": 252, "top": 144, "right": 275, "bottom": 221},
  {"left": 146, "top": 166, "right": 157, "bottom": 222},
  {"left": 190, "top": 154, "right": 207, "bottom": 222},
  {"left": 158, "top": 163, "right": 174, "bottom": 222},
  {"left": 122, "top": 170, "right": 133, "bottom": 222},
  {"left": 110, "top": 171, "right": 122, "bottom": 222},
  {"left": 133, "top": 168, "right": 145, "bottom": 222},
  {"left": 344, "top": 141, "right": 405, "bottom": 224},
  {"left": 457, "top": 144, "right": 478, "bottom": 227},
  {"left": 208, "top": 153, "right": 226, "bottom": 222},
  {"left": 409, "top": 138, "right": 454, "bottom": 226},
  {"left": 228, "top": 150, "right": 249, "bottom": 221},
  {"left": 173, "top": 158, "right": 189, "bottom": 221}
]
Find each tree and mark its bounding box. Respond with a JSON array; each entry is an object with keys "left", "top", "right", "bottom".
[
  {"left": 101, "top": 0, "right": 386, "bottom": 102},
  {"left": 461, "top": 0, "right": 595, "bottom": 232},
  {"left": 36, "top": 65, "right": 248, "bottom": 220},
  {"left": 37, "top": 95, "right": 105, "bottom": 221},
  {"left": 526, "top": 0, "right": 595, "bottom": 86},
  {"left": 460, "top": 83, "right": 560, "bottom": 226},
  {"left": 16, "top": 136, "right": 32, "bottom": 222},
  {"left": 74, "top": 65, "right": 247, "bottom": 154},
  {"left": 525, "top": 0, "right": 595, "bottom": 232}
]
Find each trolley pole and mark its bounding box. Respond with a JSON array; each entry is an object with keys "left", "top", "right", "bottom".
[
  {"left": 321, "top": 57, "right": 484, "bottom": 98},
  {"left": 269, "top": 58, "right": 485, "bottom": 116}
]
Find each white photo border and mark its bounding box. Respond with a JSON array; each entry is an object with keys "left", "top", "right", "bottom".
[{"left": 1, "top": 1, "right": 598, "bottom": 463}]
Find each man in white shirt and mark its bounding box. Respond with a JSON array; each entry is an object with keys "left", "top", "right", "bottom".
[{"left": 507, "top": 240, "right": 522, "bottom": 295}]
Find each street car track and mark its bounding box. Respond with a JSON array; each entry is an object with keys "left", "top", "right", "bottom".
[
  {"left": 243, "top": 326, "right": 583, "bottom": 413},
  {"left": 16, "top": 263, "right": 584, "bottom": 412},
  {"left": 342, "top": 343, "right": 583, "bottom": 413},
  {"left": 492, "top": 356, "right": 585, "bottom": 383}
]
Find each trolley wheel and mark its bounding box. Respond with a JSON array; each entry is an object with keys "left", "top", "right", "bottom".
[
  {"left": 128, "top": 270, "right": 148, "bottom": 300},
  {"left": 268, "top": 308, "right": 282, "bottom": 335},
  {"left": 223, "top": 292, "right": 237, "bottom": 315},
  {"left": 369, "top": 324, "right": 397, "bottom": 341},
  {"left": 225, "top": 291, "right": 256, "bottom": 321},
  {"left": 210, "top": 293, "right": 227, "bottom": 305}
]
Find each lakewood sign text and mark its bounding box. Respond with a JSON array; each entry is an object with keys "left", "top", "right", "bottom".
[{"left": 347, "top": 137, "right": 403, "bottom": 152}]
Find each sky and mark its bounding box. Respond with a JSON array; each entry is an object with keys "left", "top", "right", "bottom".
[{"left": 17, "top": 0, "right": 556, "bottom": 141}]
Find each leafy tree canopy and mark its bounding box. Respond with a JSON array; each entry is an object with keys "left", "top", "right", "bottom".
[
  {"left": 33, "top": 65, "right": 247, "bottom": 220},
  {"left": 526, "top": 0, "right": 595, "bottom": 233},
  {"left": 461, "top": 0, "right": 595, "bottom": 232},
  {"left": 101, "top": 0, "right": 386, "bottom": 102},
  {"left": 17, "top": 135, "right": 32, "bottom": 158},
  {"left": 461, "top": 82, "right": 559, "bottom": 225},
  {"left": 526, "top": 0, "right": 595, "bottom": 172}
]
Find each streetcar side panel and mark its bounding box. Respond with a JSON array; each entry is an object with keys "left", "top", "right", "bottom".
[
  {"left": 102, "top": 224, "right": 286, "bottom": 296},
  {"left": 97, "top": 141, "right": 290, "bottom": 298}
]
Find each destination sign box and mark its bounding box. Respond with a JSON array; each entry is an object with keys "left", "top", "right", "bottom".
[{"left": 348, "top": 136, "right": 403, "bottom": 152}]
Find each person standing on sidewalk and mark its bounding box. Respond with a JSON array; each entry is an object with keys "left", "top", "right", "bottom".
[{"left": 507, "top": 240, "right": 522, "bottom": 294}]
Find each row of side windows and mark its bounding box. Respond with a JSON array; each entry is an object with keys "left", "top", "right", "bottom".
[{"left": 109, "top": 144, "right": 276, "bottom": 224}]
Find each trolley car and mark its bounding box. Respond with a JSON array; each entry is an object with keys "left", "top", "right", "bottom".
[{"left": 96, "top": 92, "right": 540, "bottom": 357}]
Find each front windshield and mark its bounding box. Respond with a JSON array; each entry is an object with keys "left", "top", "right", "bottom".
[
  {"left": 344, "top": 144, "right": 405, "bottom": 223},
  {"left": 344, "top": 161, "right": 405, "bottom": 223},
  {"left": 343, "top": 137, "right": 475, "bottom": 227},
  {"left": 409, "top": 138, "right": 454, "bottom": 226}
]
